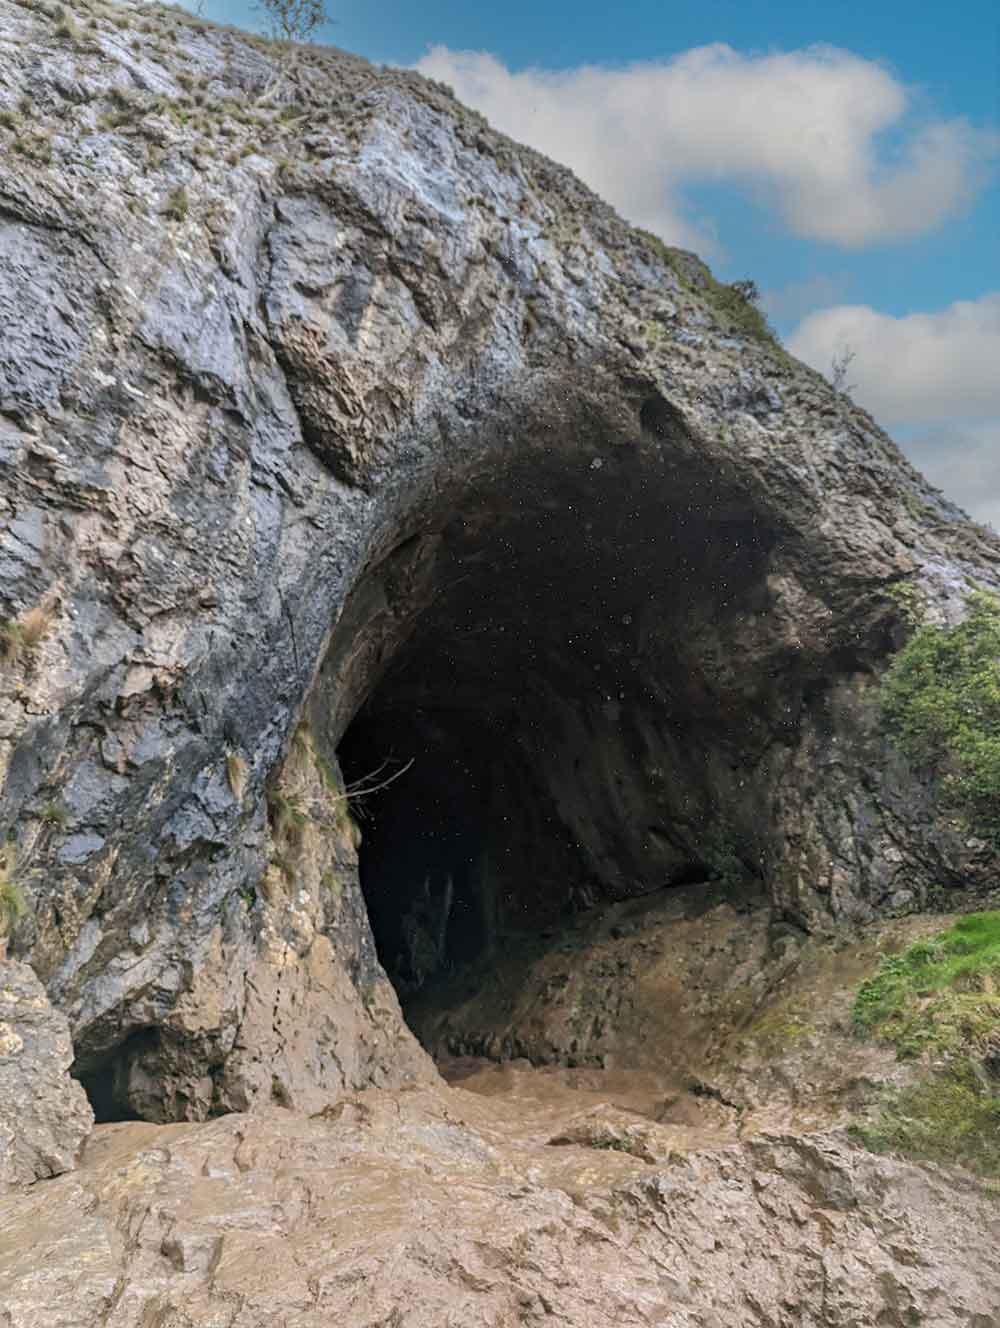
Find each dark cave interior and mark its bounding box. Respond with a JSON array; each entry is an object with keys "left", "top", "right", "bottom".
[{"left": 335, "top": 439, "right": 783, "bottom": 1006}]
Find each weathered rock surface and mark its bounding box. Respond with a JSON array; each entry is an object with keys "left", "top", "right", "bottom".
[
  {"left": 1, "top": 1087, "right": 997, "bottom": 1327},
  {"left": 414, "top": 883, "right": 982, "bottom": 1134},
  {"left": 0, "top": 0, "right": 998, "bottom": 1124},
  {"left": 0, "top": 957, "right": 93, "bottom": 1190}
]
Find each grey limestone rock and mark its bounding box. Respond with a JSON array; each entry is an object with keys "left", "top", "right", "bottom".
[{"left": 0, "top": 958, "right": 93, "bottom": 1191}]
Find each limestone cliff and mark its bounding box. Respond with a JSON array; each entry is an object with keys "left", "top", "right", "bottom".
[
  {"left": 2, "top": 0, "right": 999, "bottom": 1120},
  {"left": 1, "top": 8, "right": 1000, "bottom": 1306}
]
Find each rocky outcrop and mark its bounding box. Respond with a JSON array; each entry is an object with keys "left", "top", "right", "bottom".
[
  {"left": 0, "top": 957, "right": 93, "bottom": 1190},
  {"left": 1, "top": 0, "right": 999, "bottom": 1122},
  {"left": 1, "top": 1087, "right": 997, "bottom": 1326}
]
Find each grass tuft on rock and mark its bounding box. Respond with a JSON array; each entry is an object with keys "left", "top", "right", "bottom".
[{"left": 880, "top": 589, "right": 1000, "bottom": 839}]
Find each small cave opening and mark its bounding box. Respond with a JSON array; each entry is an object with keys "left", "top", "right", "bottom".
[
  {"left": 332, "top": 434, "right": 783, "bottom": 1037},
  {"left": 73, "top": 1031, "right": 156, "bottom": 1124}
]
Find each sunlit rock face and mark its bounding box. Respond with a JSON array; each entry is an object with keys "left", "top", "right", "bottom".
[{"left": 0, "top": 0, "right": 998, "bottom": 1123}]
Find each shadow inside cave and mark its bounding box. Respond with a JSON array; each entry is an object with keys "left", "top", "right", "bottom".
[{"left": 330, "top": 421, "right": 780, "bottom": 1025}]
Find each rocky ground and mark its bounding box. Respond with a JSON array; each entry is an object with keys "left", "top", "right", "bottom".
[
  {"left": 2, "top": 1082, "right": 999, "bottom": 1327},
  {"left": 4, "top": 890, "right": 1000, "bottom": 1325}
]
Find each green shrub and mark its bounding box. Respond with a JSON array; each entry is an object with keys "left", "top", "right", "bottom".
[
  {"left": 880, "top": 589, "right": 1000, "bottom": 838},
  {"left": 635, "top": 229, "right": 779, "bottom": 347}
]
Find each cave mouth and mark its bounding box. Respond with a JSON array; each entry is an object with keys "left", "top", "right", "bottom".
[{"left": 334, "top": 431, "right": 782, "bottom": 1023}]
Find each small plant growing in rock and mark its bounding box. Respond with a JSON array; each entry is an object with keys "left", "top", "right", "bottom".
[
  {"left": 268, "top": 789, "right": 308, "bottom": 849},
  {"left": 729, "top": 278, "right": 761, "bottom": 306},
  {"left": 830, "top": 345, "right": 857, "bottom": 395},
  {"left": 0, "top": 620, "right": 25, "bottom": 666},
  {"left": 163, "top": 185, "right": 189, "bottom": 221},
  {"left": 19, "top": 600, "right": 56, "bottom": 649},
  {"left": 0, "top": 599, "right": 58, "bottom": 667},
  {"left": 40, "top": 801, "right": 69, "bottom": 826}
]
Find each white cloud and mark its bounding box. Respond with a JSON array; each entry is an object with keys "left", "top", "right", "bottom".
[
  {"left": 901, "top": 421, "right": 1000, "bottom": 531},
  {"left": 786, "top": 295, "right": 1000, "bottom": 527},
  {"left": 786, "top": 295, "right": 1000, "bottom": 423},
  {"left": 416, "top": 44, "right": 995, "bottom": 250},
  {"left": 762, "top": 273, "right": 852, "bottom": 323}
]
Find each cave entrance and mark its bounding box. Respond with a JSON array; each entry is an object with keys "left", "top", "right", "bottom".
[{"left": 330, "top": 420, "right": 779, "bottom": 1019}]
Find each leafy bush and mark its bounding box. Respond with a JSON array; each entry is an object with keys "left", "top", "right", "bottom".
[{"left": 880, "top": 589, "right": 1000, "bottom": 838}]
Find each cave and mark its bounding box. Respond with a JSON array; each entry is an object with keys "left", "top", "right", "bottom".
[{"left": 329, "top": 397, "right": 788, "bottom": 1018}]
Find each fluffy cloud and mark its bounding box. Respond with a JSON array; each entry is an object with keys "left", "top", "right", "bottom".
[
  {"left": 786, "top": 295, "right": 1000, "bottom": 423},
  {"left": 902, "top": 421, "right": 1000, "bottom": 531},
  {"left": 416, "top": 44, "right": 995, "bottom": 250},
  {"left": 786, "top": 295, "right": 1000, "bottom": 526}
]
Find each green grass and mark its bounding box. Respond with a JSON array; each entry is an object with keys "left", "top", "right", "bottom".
[
  {"left": 853, "top": 911, "right": 1000, "bottom": 1055},
  {"left": 880, "top": 589, "right": 1000, "bottom": 839},
  {"left": 851, "top": 912, "right": 1000, "bottom": 1180}
]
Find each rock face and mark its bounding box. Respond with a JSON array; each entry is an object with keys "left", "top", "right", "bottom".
[
  {"left": 1, "top": 1089, "right": 998, "bottom": 1327},
  {"left": 1, "top": 0, "right": 999, "bottom": 1125},
  {"left": 0, "top": 957, "right": 93, "bottom": 1190}
]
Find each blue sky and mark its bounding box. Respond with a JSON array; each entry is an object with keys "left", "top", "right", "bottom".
[{"left": 189, "top": 0, "right": 999, "bottom": 525}]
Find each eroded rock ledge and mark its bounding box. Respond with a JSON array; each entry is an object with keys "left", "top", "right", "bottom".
[
  {"left": 0, "top": 0, "right": 998, "bottom": 1132},
  {"left": 2, "top": 1091, "right": 999, "bottom": 1327}
]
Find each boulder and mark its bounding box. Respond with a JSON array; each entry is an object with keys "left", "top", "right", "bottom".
[{"left": 0, "top": 958, "right": 93, "bottom": 1191}]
